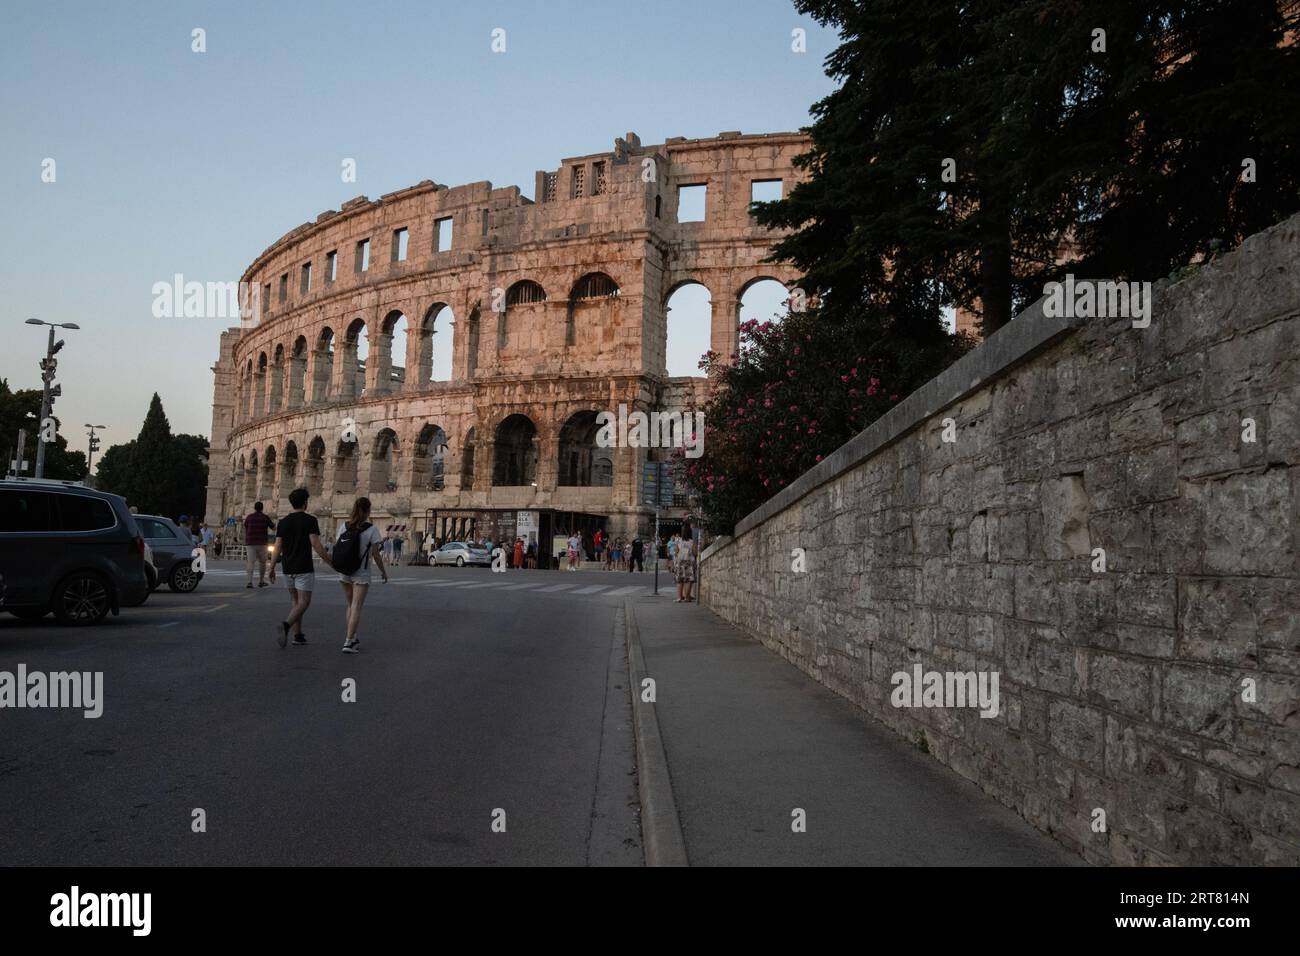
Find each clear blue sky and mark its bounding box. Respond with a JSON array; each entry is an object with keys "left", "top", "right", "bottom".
[{"left": 0, "top": 0, "right": 838, "bottom": 461}]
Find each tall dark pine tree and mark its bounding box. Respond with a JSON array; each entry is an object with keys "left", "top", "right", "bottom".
[
  {"left": 132, "top": 394, "right": 176, "bottom": 516},
  {"left": 757, "top": 0, "right": 1300, "bottom": 335}
]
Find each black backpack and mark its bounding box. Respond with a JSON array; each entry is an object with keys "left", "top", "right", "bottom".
[{"left": 333, "top": 521, "right": 371, "bottom": 575}]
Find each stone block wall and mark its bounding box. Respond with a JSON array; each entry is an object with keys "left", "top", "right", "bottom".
[{"left": 700, "top": 214, "right": 1300, "bottom": 865}]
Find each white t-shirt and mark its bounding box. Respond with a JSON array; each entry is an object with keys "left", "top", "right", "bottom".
[{"left": 336, "top": 522, "right": 384, "bottom": 569}]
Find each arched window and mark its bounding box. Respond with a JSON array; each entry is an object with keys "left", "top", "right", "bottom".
[
  {"left": 557, "top": 411, "right": 609, "bottom": 487},
  {"left": 246, "top": 450, "right": 259, "bottom": 505},
  {"left": 382, "top": 310, "right": 408, "bottom": 393},
  {"left": 664, "top": 280, "right": 712, "bottom": 377},
  {"left": 506, "top": 280, "right": 547, "bottom": 305},
  {"left": 282, "top": 440, "right": 299, "bottom": 488},
  {"left": 422, "top": 304, "right": 454, "bottom": 383},
  {"left": 738, "top": 277, "right": 791, "bottom": 326},
  {"left": 492, "top": 415, "right": 537, "bottom": 486},
  {"left": 567, "top": 273, "right": 620, "bottom": 346},
  {"left": 370, "top": 428, "right": 399, "bottom": 491},
  {"left": 312, "top": 328, "right": 335, "bottom": 404},
  {"left": 254, "top": 353, "right": 268, "bottom": 417},
  {"left": 333, "top": 439, "right": 358, "bottom": 496},
  {"left": 260, "top": 446, "right": 277, "bottom": 501},
  {"left": 345, "top": 318, "right": 368, "bottom": 399},
  {"left": 305, "top": 436, "right": 326, "bottom": 497},
  {"left": 461, "top": 426, "right": 477, "bottom": 486},
  {"left": 288, "top": 336, "right": 308, "bottom": 408},
  {"left": 502, "top": 281, "right": 547, "bottom": 350},
  {"left": 415, "top": 424, "right": 449, "bottom": 491}
]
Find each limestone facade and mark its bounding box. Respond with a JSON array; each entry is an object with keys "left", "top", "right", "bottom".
[
  {"left": 700, "top": 214, "right": 1300, "bottom": 865},
  {"left": 205, "top": 131, "right": 808, "bottom": 547}
]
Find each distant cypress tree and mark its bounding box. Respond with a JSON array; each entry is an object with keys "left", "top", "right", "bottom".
[{"left": 130, "top": 394, "right": 175, "bottom": 516}]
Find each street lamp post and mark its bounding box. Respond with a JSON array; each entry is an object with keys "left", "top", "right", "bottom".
[
  {"left": 85, "top": 424, "right": 107, "bottom": 480},
  {"left": 25, "top": 318, "right": 80, "bottom": 479}
]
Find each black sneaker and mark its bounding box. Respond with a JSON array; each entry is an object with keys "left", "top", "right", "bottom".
[
  {"left": 276, "top": 621, "right": 289, "bottom": 649},
  {"left": 258, "top": 581, "right": 269, "bottom": 588},
  {"left": 291, "top": 634, "right": 308, "bottom": 646},
  {"left": 342, "top": 639, "right": 359, "bottom": 654},
  {"left": 247, "top": 583, "right": 254, "bottom": 589}
]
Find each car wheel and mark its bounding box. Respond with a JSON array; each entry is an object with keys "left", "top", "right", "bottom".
[
  {"left": 169, "top": 563, "right": 202, "bottom": 593},
  {"left": 456, "top": 556, "right": 465, "bottom": 567},
  {"left": 52, "top": 572, "right": 112, "bottom": 626},
  {"left": 7, "top": 607, "right": 48, "bottom": 620}
]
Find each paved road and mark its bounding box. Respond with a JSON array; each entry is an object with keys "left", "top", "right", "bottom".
[
  {"left": 1, "top": 561, "right": 1077, "bottom": 867},
  {"left": 0, "top": 565, "right": 644, "bottom": 865}
]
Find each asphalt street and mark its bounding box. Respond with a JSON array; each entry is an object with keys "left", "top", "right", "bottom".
[
  {"left": 0, "top": 563, "right": 646, "bottom": 866},
  {"left": 1, "top": 561, "right": 1077, "bottom": 867}
]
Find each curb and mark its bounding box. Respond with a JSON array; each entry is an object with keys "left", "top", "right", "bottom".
[{"left": 623, "top": 599, "right": 689, "bottom": 867}]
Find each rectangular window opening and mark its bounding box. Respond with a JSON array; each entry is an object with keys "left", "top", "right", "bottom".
[
  {"left": 750, "top": 179, "right": 783, "bottom": 205},
  {"left": 434, "top": 216, "right": 453, "bottom": 253},
  {"left": 326, "top": 250, "right": 337, "bottom": 283},
  {"left": 355, "top": 238, "right": 370, "bottom": 273},
  {"left": 392, "top": 227, "right": 408, "bottom": 263},
  {"left": 300, "top": 261, "right": 312, "bottom": 294},
  {"left": 278, "top": 273, "right": 288, "bottom": 303},
  {"left": 677, "top": 184, "right": 707, "bottom": 222}
]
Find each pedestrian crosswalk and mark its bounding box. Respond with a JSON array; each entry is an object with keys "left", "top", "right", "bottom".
[{"left": 200, "top": 567, "right": 666, "bottom": 599}]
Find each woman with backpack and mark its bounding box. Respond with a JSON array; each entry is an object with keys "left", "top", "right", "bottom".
[{"left": 332, "top": 497, "right": 387, "bottom": 654}]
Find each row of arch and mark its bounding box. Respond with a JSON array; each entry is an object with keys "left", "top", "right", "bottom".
[
  {"left": 229, "top": 411, "right": 618, "bottom": 505},
  {"left": 233, "top": 274, "right": 792, "bottom": 428}
]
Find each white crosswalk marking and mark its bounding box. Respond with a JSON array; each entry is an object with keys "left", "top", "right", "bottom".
[
  {"left": 606, "top": 585, "right": 647, "bottom": 596},
  {"left": 458, "top": 580, "right": 509, "bottom": 589},
  {"left": 501, "top": 582, "right": 543, "bottom": 590},
  {"left": 535, "top": 583, "right": 577, "bottom": 592},
  {"left": 572, "top": 585, "right": 610, "bottom": 595}
]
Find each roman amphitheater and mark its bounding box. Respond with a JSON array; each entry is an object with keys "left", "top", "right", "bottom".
[{"left": 204, "top": 130, "right": 807, "bottom": 562}]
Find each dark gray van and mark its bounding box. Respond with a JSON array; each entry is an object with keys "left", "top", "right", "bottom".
[{"left": 0, "top": 478, "right": 150, "bottom": 625}]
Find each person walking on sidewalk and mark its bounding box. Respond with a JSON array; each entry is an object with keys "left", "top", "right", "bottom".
[
  {"left": 243, "top": 502, "right": 274, "bottom": 588},
  {"left": 268, "top": 487, "right": 332, "bottom": 648},
  {"left": 674, "top": 529, "right": 695, "bottom": 602},
  {"left": 566, "top": 531, "right": 580, "bottom": 570},
  {"left": 333, "top": 497, "right": 387, "bottom": 654}
]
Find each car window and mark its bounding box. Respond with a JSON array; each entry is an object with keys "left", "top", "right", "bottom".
[
  {"left": 0, "top": 489, "right": 55, "bottom": 531},
  {"left": 58, "top": 495, "right": 116, "bottom": 532},
  {"left": 137, "top": 518, "right": 168, "bottom": 538}
]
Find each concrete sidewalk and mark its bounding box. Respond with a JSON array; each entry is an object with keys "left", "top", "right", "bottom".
[{"left": 628, "top": 598, "right": 1082, "bottom": 866}]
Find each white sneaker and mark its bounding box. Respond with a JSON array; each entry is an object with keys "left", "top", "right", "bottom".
[{"left": 342, "top": 639, "right": 359, "bottom": 654}]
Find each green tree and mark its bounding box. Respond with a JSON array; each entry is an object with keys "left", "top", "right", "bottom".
[
  {"left": 93, "top": 395, "right": 208, "bottom": 519},
  {"left": 0, "top": 379, "right": 87, "bottom": 481},
  {"left": 94, "top": 439, "right": 136, "bottom": 498},
  {"left": 757, "top": 0, "right": 1300, "bottom": 336}
]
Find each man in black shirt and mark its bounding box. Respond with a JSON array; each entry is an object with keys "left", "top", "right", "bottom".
[{"left": 267, "top": 487, "right": 333, "bottom": 648}]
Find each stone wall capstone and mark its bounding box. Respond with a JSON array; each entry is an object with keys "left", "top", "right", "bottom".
[{"left": 700, "top": 213, "right": 1300, "bottom": 865}]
